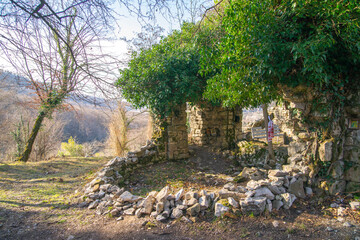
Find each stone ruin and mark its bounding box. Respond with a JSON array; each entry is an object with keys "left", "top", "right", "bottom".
[
  {"left": 159, "top": 102, "right": 243, "bottom": 160},
  {"left": 75, "top": 90, "right": 360, "bottom": 222},
  {"left": 78, "top": 140, "right": 316, "bottom": 222},
  {"left": 270, "top": 86, "right": 360, "bottom": 195}
]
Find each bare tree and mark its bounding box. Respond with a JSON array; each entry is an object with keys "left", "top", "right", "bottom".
[
  {"left": 0, "top": 0, "right": 217, "bottom": 162},
  {"left": 0, "top": 1, "right": 116, "bottom": 162}
]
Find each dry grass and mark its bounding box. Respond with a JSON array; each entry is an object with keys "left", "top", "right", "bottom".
[
  {"left": 107, "top": 103, "right": 129, "bottom": 156},
  {"left": 107, "top": 103, "right": 150, "bottom": 156}
]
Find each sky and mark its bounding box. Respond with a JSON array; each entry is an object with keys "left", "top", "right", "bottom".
[
  {"left": 0, "top": 0, "right": 213, "bottom": 71},
  {"left": 0, "top": 0, "right": 213, "bottom": 100},
  {"left": 100, "top": 0, "right": 213, "bottom": 69}
]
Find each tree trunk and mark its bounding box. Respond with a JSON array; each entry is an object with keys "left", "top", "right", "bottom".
[
  {"left": 262, "top": 104, "right": 275, "bottom": 166},
  {"left": 17, "top": 110, "right": 46, "bottom": 162}
]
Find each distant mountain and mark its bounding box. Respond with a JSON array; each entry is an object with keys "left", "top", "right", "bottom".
[{"left": 0, "top": 70, "right": 32, "bottom": 94}]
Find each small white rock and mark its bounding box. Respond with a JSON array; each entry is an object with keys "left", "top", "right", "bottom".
[{"left": 272, "top": 220, "right": 279, "bottom": 228}]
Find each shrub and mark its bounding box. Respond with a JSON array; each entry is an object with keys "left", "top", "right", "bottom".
[{"left": 58, "top": 137, "right": 84, "bottom": 157}]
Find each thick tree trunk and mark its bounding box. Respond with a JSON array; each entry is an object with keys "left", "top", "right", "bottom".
[
  {"left": 262, "top": 104, "right": 275, "bottom": 166},
  {"left": 17, "top": 110, "right": 46, "bottom": 162}
]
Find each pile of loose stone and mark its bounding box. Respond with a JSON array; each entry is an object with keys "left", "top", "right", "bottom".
[
  {"left": 78, "top": 151, "right": 315, "bottom": 222},
  {"left": 81, "top": 140, "right": 159, "bottom": 190}
]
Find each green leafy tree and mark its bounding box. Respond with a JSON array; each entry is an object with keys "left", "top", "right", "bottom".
[
  {"left": 203, "top": 0, "right": 360, "bottom": 110},
  {"left": 117, "top": 23, "right": 208, "bottom": 118}
]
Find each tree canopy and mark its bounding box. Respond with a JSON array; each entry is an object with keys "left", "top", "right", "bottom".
[
  {"left": 117, "top": 23, "right": 208, "bottom": 118},
  {"left": 203, "top": 0, "right": 360, "bottom": 108},
  {"left": 117, "top": 0, "right": 360, "bottom": 119}
]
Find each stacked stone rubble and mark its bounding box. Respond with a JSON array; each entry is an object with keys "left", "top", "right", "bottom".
[
  {"left": 80, "top": 158, "right": 312, "bottom": 221},
  {"left": 82, "top": 140, "right": 159, "bottom": 195}
]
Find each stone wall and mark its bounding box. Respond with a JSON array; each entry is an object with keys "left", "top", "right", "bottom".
[
  {"left": 166, "top": 104, "right": 189, "bottom": 160},
  {"left": 188, "top": 102, "right": 242, "bottom": 149},
  {"left": 271, "top": 86, "right": 360, "bottom": 195}
]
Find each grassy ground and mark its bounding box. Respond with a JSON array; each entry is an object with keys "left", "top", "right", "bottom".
[
  {"left": 0, "top": 157, "right": 110, "bottom": 227},
  {"left": 0, "top": 157, "right": 109, "bottom": 204}
]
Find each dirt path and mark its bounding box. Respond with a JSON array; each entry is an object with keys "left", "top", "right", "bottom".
[{"left": 0, "top": 152, "right": 359, "bottom": 240}]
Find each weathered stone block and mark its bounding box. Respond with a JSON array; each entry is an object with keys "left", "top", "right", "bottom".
[
  {"left": 214, "top": 202, "right": 230, "bottom": 217},
  {"left": 240, "top": 197, "right": 267, "bottom": 215},
  {"left": 319, "top": 140, "right": 333, "bottom": 162},
  {"left": 328, "top": 180, "right": 346, "bottom": 195},
  {"left": 346, "top": 181, "right": 360, "bottom": 193},
  {"left": 345, "top": 165, "right": 360, "bottom": 183},
  {"left": 288, "top": 141, "right": 307, "bottom": 156},
  {"left": 288, "top": 179, "right": 306, "bottom": 198},
  {"left": 331, "top": 161, "right": 344, "bottom": 179}
]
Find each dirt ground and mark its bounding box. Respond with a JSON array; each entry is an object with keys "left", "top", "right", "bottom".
[{"left": 0, "top": 148, "right": 359, "bottom": 240}]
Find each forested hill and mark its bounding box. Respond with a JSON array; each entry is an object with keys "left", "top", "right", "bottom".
[{"left": 0, "top": 70, "right": 109, "bottom": 145}]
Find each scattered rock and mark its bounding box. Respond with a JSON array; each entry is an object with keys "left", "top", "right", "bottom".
[
  {"left": 88, "top": 200, "right": 100, "bottom": 209},
  {"left": 156, "top": 186, "right": 170, "bottom": 203},
  {"left": 181, "top": 216, "right": 193, "bottom": 224},
  {"left": 288, "top": 179, "right": 306, "bottom": 198},
  {"left": 272, "top": 220, "right": 279, "bottom": 228},
  {"left": 135, "top": 208, "right": 142, "bottom": 218},
  {"left": 175, "top": 189, "right": 184, "bottom": 201},
  {"left": 186, "top": 197, "right": 198, "bottom": 206},
  {"left": 156, "top": 202, "right": 164, "bottom": 214},
  {"left": 118, "top": 191, "right": 139, "bottom": 203},
  {"left": 123, "top": 207, "right": 135, "bottom": 215},
  {"left": 156, "top": 213, "right": 168, "bottom": 222},
  {"left": 343, "top": 222, "right": 353, "bottom": 228},
  {"left": 246, "top": 180, "right": 269, "bottom": 190},
  {"left": 171, "top": 208, "right": 184, "bottom": 219},
  {"left": 187, "top": 203, "right": 201, "bottom": 217},
  {"left": 142, "top": 195, "right": 155, "bottom": 215},
  {"left": 110, "top": 208, "right": 121, "bottom": 217},
  {"left": 218, "top": 189, "right": 243, "bottom": 199},
  {"left": 254, "top": 187, "right": 275, "bottom": 200},
  {"left": 268, "top": 169, "right": 288, "bottom": 178},
  {"left": 239, "top": 167, "right": 265, "bottom": 181},
  {"left": 214, "top": 202, "right": 230, "bottom": 217},
  {"left": 350, "top": 201, "right": 360, "bottom": 210},
  {"left": 272, "top": 200, "right": 284, "bottom": 210},
  {"left": 224, "top": 182, "right": 236, "bottom": 191},
  {"left": 228, "top": 197, "right": 239, "bottom": 208},
  {"left": 281, "top": 193, "right": 296, "bottom": 209},
  {"left": 199, "top": 196, "right": 210, "bottom": 210}
]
